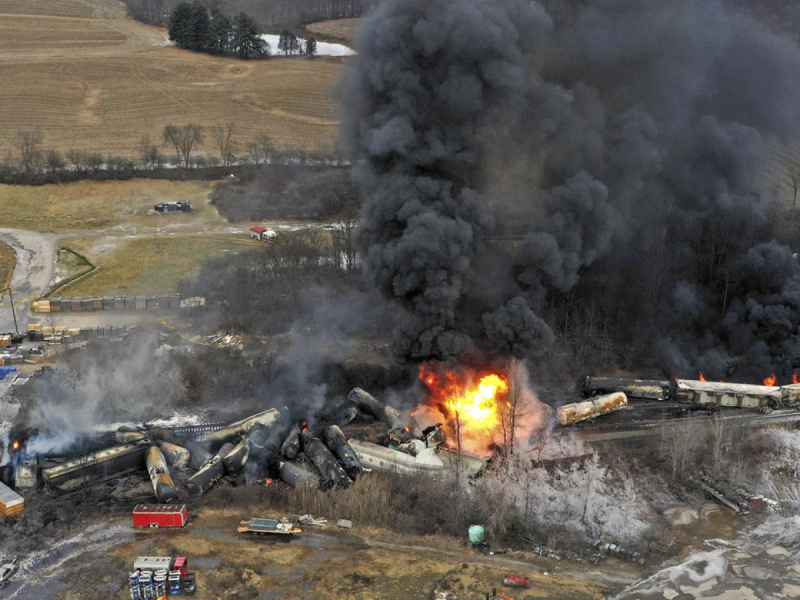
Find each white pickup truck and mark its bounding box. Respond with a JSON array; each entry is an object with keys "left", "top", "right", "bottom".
[{"left": 0, "top": 556, "right": 18, "bottom": 588}]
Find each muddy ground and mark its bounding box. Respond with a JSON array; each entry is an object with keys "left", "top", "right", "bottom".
[{"left": 2, "top": 504, "right": 640, "bottom": 599}]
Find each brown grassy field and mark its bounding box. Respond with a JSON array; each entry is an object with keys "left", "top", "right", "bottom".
[
  {"left": 59, "top": 234, "right": 260, "bottom": 295},
  {"left": 0, "top": 180, "right": 221, "bottom": 230},
  {"left": 0, "top": 0, "right": 344, "bottom": 158},
  {"left": 307, "top": 18, "right": 361, "bottom": 45},
  {"left": 0, "top": 242, "right": 16, "bottom": 291}
]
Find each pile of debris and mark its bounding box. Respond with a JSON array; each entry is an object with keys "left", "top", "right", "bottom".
[
  {"left": 11, "top": 387, "right": 484, "bottom": 502},
  {"left": 203, "top": 331, "right": 243, "bottom": 351}
]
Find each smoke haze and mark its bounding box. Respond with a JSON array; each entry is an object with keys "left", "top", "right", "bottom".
[{"left": 347, "top": 0, "right": 800, "bottom": 377}]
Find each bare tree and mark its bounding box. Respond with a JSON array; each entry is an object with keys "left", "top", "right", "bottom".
[
  {"left": 256, "top": 133, "right": 273, "bottom": 163},
  {"left": 498, "top": 360, "right": 539, "bottom": 456},
  {"left": 210, "top": 122, "right": 236, "bottom": 166},
  {"left": 67, "top": 149, "right": 89, "bottom": 173},
  {"left": 18, "top": 128, "right": 44, "bottom": 173},
  {"left": 163, "top": 124, "right": 203, "bottom": 168},
  {"left": 45, "top": 149, "right": 65, "bottom": 172},
  {"left": 139, "top": 135, "right": 163, "bottom": 169},
  {"left": 706, "top": 414, "right": 731, "bottom": 474},
  {"left": 530, "top": 426, "right": 552, "bottom": 463},
  {"left": 661, "top": 418, "right": 703, "bottom": 480},
  {"left": 87, "top": 153, "right": 104, "bottom": 173},
  {"left": 246, "top": 140, "right": 262, "bottom": 164}
]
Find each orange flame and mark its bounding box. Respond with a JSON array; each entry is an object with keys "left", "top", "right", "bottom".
[
  {"left": 11, "top": 440, "right": 20, "bottom": 451},
  {"left": 793, "top": 373, "right": 799, "bottom": 385},
  {"left": 419, "top": 363, "right": 509, "bottom": 449},
  {"left": 699, "top": 373, "right": 707, "bottom": 382},
  {"left": 764, "top": 375, "right": 777, "bottom": 386}
]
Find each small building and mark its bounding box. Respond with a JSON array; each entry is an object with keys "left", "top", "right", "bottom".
[{"left": 0, "top": 481, "right": 24, "bottom": 516}]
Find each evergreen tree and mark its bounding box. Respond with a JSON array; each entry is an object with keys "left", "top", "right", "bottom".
[
  {"left": 168, "top": 1, "right": 209, "bottom": 51},
  {"left": 289, "top": 34, "right": 300, "bottom": 55},
  {"left": 167, "top": 2, "right": 194, "bottom": 48},
  {"left": 305, "top": 36, "right": 317, "bottom": 57},
  {"left": 278, "top": 29, "right": 298, "bottom": 56},
  {"left": 208, "top": 9, "right": 232, "bottom": 54},
  {"left": 186, "top": 1, "right": 210, "bottom": 51},
  {"left": 232, "top": 13, "right": 268, "bottom": 59}
]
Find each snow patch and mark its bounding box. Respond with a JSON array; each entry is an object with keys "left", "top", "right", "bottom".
[{"left": 260, "top": 34, "right": 354, "bottom": 56}]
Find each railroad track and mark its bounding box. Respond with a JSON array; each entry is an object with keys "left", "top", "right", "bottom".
[{"left": 557, "top": 408, "right": 800, "bottom": 442}]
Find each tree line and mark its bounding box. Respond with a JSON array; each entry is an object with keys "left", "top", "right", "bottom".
[
  {"left": 1, "top": 125, "right": 348, "bottom": 184},
  {"left": 168, "top": 2, "right": 272, "bottom": 58},
  {"left": 126, "top": 0, "right": 364, "bottom": 32}
]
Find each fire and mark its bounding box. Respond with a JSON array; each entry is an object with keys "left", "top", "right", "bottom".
[
  {"left": 763, "top": 374, "right": 777, "bottom": 386},
  {"left": 11, "top": 440, "right": 20, "bottom": 451},
  {"left": 419, "top": 363, "right": 509, "bottom": 441},
  {"left": 699, "top": 373, "right": 707, "bottom": 382},
  {"left": 793, "top": 373, "right": 799, "bottom": 385}
]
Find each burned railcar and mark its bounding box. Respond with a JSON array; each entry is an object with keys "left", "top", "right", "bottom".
[
  {"left": 557, "top": 392, "right": 628, "bottom": 426},
  {"left": 670, "top": 379, "right": 796, "bottom": 411},
  {"left": 42, "top": 442, "right": 150, "bottom": 491},
  {"left": 582, "top": 377, "right": 670, "bottom": 401}
]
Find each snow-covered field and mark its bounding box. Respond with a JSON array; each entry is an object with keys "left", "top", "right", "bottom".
[{"left": 260, "top": 34, "right": 354, "bottom": 56}]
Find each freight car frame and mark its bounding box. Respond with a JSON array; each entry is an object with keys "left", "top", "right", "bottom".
[{"left": 672, "top": 380, "right": 800, "bottom": 411}]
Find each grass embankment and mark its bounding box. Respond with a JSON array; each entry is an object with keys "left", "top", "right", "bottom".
[
  {"left": 0, "top": 180, "right": 219, "bottom": 231},
  {"left": 47, "top": 247, "right": 94, "bottom": 296},
  {"left": 0, "top": 0, "right": 344, "bottom": 157},
  {"left": 0, "top": 241, "right": 16, "bottom": 291},
  {"left": 306, "top": 18, "right": 361, "bottom": 44},
  {"left": 58, "top": 235, "right": 260, "bottom": 296}
]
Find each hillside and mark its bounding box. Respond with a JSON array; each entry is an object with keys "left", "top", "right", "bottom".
[{"left": 0, "top": 0, "right": 344, "bottom": 159}]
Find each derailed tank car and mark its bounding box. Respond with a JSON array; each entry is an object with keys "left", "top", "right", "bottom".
[
  {"left": 582, "top": 377, "right": 670, "bottom": 401},
  {"left": 557, "top": 392, "right": 628, "bottom": 426}
]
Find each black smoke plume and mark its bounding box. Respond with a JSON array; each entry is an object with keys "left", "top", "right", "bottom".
[{"left": 347, "top": 0, "right": 800, "bottom": 377}]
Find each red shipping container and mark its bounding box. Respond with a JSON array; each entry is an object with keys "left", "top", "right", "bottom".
[{"left": 133, "top": 504, "right": 188, "bottom": 528}]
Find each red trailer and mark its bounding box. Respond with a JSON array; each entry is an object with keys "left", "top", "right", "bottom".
[{"left": 133, "top": 504, "right": 188, "bottom": 528}]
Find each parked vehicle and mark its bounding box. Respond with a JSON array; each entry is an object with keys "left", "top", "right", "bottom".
[
  {"left": 133, "top": 505, "right": 188, "bottom": 528},
  {"left": 168, "top": 570, "right": 181, "bottom": 595},
  {"left": 129, "top": 558, "right": 191, "bottom": 599},
  {"left": 248, "top": 226, "right": 278, "bottom": 243},
  {"left": 172, "top": 557, "right": 188, "bottom": 577},
  {"left": 154, "top": 201, "right": 191, "bottom": 213},
  {"left": 0, "top": 556, "right": 18, "bottom": 588},
  {"left": 182, "top": 572, "right": 196, "bottom": 596}
]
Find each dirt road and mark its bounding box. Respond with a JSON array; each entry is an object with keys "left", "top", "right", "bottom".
[{"left": 0, "top": 229, "right": 58, "bottom": 332}]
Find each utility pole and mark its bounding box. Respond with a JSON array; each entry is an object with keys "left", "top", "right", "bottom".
[{"left": 7, "top": 287, "right": 18, "bottom": 335}]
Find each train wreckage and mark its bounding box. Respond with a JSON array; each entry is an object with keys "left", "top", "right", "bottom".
[
  {"left": 581, "top": 377, "right": 800, "bottom": 412},
  {"left": 1, "top": 388, "right": 485, "bottom": 505}
]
